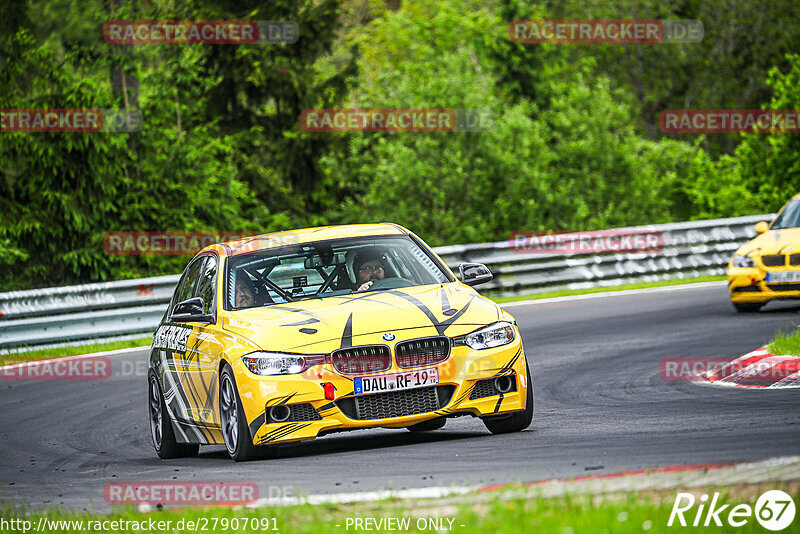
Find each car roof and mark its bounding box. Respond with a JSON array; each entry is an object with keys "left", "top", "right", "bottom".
[{"left": 208, "top": 223, "right": 410, "bottom": 256}]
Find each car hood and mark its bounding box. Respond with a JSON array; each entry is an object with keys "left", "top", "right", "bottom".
[
  {"left": 222, "top": 282, "right": 502, "bottom": 353},
  {"left": 736, "top": 227, "right": 800, "bottom": 256}
]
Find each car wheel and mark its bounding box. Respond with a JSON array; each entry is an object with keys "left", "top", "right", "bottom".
[
  {"left": 148, "top": 373, "right": 199, "bottom": 459},
  {"left": 482, "top": 364, "right": 534, "bottom": 435},
  {"left": 220, "top": 365, "right": 273, "bottom": 462},
  {"left": 733, "top": 302, "right": 764, "bottom": 313},
  {"left": 407, "top": 417, "right": 446, "bottom": 432}
]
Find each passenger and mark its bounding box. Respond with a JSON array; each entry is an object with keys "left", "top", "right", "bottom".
[{"left": 235, "top": 270, "right": 256, "bottom": 308}]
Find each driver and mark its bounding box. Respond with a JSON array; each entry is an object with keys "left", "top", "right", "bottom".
[{"left": 354, "top": 249, "right": 386, "bottom": 292}]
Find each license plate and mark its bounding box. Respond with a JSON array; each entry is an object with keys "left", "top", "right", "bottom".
[
  {"left": 766, "top": 271, "right": 800, "bottom": 283},
  {"left": 354, "top": 367, "right": 439, "bottom": 395}
]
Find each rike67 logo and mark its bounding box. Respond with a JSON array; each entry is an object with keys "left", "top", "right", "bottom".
[{"left": 669, "top": 490, "right": 796, "bottom": 531}]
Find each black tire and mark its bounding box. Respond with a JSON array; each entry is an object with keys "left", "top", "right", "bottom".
[
  {"left": 220, "top": 365, "right": 273, "bottom": 462},
  {"left": 407, "top": 417, "right": 446, "bottom": 432},
  {"left": 482, "top": 364, "right": 534, "bottom": 435},
  {"left": 148, "top": 373, "right": 199, "bottom": 459},
  {"left": 733, "top": 302, "right": 764, "bottom": 313}
]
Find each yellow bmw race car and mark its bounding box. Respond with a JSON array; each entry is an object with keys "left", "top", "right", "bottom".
[
  {"left": 727, "top": 193, "right": 800, "bottom": 312},
  {"left": 147, "top": 224, "right": 533, "bottom": 461}
]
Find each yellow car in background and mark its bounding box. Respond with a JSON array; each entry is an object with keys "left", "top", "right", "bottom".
[
  {"left": 148, "top": 224, "right": 533, "bottom": 461},
  {"left": 727, "top": 193, "right": 800, "bottom": 312}
]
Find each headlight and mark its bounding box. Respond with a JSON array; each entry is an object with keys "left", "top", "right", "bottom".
[
  {"left": 241, "top": 352, "right": 326, "bottom": 376},
  {"left": 453, "top": 321, "right": 516, "bottom": 350},
  {"left": 732, "top": 254, "right": 755, "bottom": 268}
]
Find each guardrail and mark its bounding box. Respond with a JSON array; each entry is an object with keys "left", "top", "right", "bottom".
[{"left": 0, "top": 214, "right": 773, "bottom": 352}]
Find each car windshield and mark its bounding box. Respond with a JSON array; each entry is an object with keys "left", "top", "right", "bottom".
[
  {"left": 771, "top": 199, "right": 800, "bottom": 229},
  {"left": 225, "top": 235, "right": 450, "bottom": 309}
]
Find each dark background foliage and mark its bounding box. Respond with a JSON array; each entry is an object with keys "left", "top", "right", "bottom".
[{"left": 0, "top": 0, "right": 796, "bottom": 289}]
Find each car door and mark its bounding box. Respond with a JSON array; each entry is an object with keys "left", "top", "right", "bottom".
[
  {"left": 156, "top": 255, "right": 219, "bottom": 435},
  {"left": 187, "top": 254, "right": 225, "bottom": 431}
]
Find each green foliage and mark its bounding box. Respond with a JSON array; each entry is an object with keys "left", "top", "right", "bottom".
[
  {"left": 2, "top": 0, "right": 800, "bottom": 289},
  {"left": 682, "top": 53, "right": 800, "bottom": 219},
  {"left": 729, "top": 54, "right": 800, "bottom": 210},
  {"left": 0, "top": 22, "right": 262, "bottom": 288},
  {"left": 0, "top": 28, "right": 128, "bottom": 288},
  {"left": 323, "top": 2, "right": 701, "bottom": 244},
  {"left": 544, "top": 0, "right": 800, "bottom": 156}
]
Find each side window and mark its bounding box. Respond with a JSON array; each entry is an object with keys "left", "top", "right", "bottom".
[
  {"left": 195, "top": 256, "right": 218, "bottom": 315},
  {"left": 168, "top": 271, "right": 189, "bottom": 315},
  {"left": 175, "top": 257, "right": 206, "bottom": 310}
]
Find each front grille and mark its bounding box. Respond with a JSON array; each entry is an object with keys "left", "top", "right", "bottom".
[
  {"left": 766, "top": 284, "right": 800, "bottom": 292},
  {"left": 791, "top": 254, "right": 800, "bottom": 266},
  {"left": 761, "top": 254, "right": 786, "bottom": 267},
  {"left": 283, "top": 403, "right": 322, "bottom": 423},
  {"left": 331, "top": 345, "right": 391, "bottom": 375},
  {"left": 395, "top": 337, "right": 451, "bottom": 368},
  {"left": 469, "top": 374, "right": 518, "bottom": 400},
  {"left": 336, "top": 385, "right": 455, "bottom": 420}
]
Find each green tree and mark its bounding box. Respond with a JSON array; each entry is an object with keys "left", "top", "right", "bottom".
[
  {"left": 696, "top": 54, "right": 800, "bottom": 215},
  {"left": 323, "top": 1, "right": 701, "bottom": 244}
]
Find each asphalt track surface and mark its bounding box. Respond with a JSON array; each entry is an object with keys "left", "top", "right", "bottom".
[{"left": 1, "top": 283, "right": 799, "bottom": 512}]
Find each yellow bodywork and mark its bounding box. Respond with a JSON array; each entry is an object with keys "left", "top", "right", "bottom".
[
  {"left": 150, "top": 224, "right": 530, "bottom": 447},
  {"left": 727, "top": 194, "right": 800, "bottom": 305}
]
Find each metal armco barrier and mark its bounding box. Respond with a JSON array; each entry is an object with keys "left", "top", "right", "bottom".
[
  {"left": 0, "top": 275, "right": 179, "bottom": 350},
  {"left": 0, "top": 214, "right": 774, "bottom": 351},
  {"left": 434, "top": 214, "right": 773, "bottom": 296}
]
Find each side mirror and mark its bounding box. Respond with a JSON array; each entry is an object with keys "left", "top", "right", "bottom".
[
  {"left": 754, "top": 221, "right": 770, "bottom": 234},
  {"left": 459, "top": 263, "right": 493, "bottom": 287},
  {"left": 171, "top": 297, "right": 212, "bottom": 323}
]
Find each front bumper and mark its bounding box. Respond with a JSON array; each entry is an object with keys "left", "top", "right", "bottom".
[
  {"left": 232, "top": 339, "right": 529, "bottom": 446},
  {"left": 727, "top": 266, "right": 800, "bottom": 303}
]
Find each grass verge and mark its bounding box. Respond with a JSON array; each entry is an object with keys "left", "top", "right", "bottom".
[
  {"left": 0, "top": 337, "right": 151, "bottom": 365},
  {"left": 491, "top": 275, "right": 726, "bottom": 304},
  {"left": 1, "top": 484, "right": 795, "bottom": 534},
  {"left": 768, "top": 328, "right": 800, "bottom": 356}
]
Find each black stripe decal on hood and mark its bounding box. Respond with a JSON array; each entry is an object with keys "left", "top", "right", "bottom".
[
  {"left": 340, "top": 313, "right": 354, "bottom": 349},
  {"left": 386, "top": 290, "right": 476, "bottom": 335},
  {"left": 385, "top": 290, "right": 445, "bottom": 335},
  {"left": 441, "top": 295, "right": 476, "bottom": 329},
  {"left": 440, "top": 286, "right": 456, "bottom": 316}
]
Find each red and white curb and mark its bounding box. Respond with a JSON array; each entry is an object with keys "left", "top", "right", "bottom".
[{"left": 699, "top": 347, "right": 800, "bottom": 388}]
